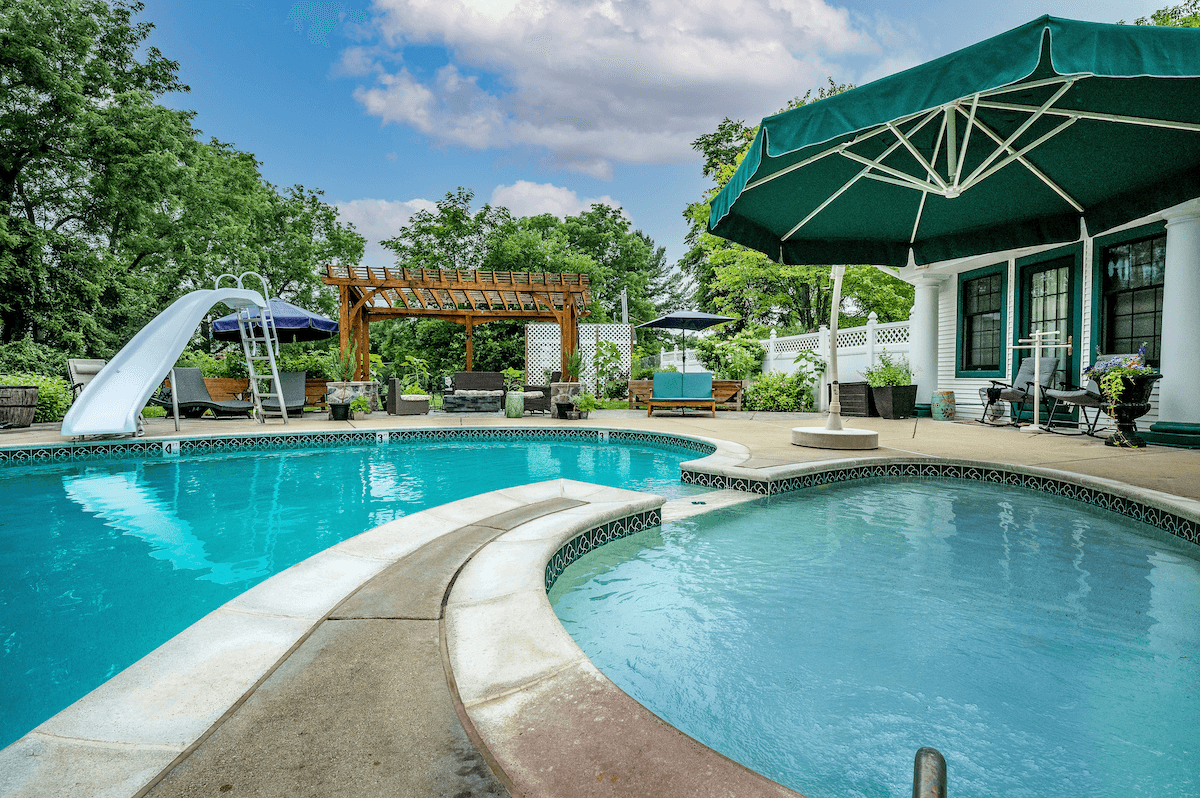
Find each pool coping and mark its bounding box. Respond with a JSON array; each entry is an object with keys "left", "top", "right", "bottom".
[{"left": 2, "top": 429, "right": 1198, "bottom": 797}]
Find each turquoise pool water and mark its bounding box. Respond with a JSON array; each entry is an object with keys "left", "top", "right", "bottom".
[
  {"left": 550, "top": 479, "right": 1200, "bottom": 798},
  {"left": 0, "top": 437, "right": 707, "bottom": 749}
]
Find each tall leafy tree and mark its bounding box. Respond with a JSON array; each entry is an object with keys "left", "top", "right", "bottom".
[
  {"left": 0, "top": 0, "right": 363, "bottom": 358},
  {"left": 1125, "top": 1, "right": 1200, "bottom": 26},
  {"left": 680, "top": 79, "right": 914, "bottom": 334}
]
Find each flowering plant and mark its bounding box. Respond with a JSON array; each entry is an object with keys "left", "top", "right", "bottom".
[{"left": 1083, "top": 344, "right": 1155, "bottom": 404}]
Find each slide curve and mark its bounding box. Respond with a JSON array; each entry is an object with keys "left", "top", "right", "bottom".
[{"left": 60, "top": 288, "right": 266, "bottom": 438}]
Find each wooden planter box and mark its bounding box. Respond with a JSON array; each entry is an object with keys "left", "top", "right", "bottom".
[
  {"left": 0, "top": 386, "right": 39, "bottom": 428},
  {"left": 829, "top": 382, "right": 877, "bottom": 417}
]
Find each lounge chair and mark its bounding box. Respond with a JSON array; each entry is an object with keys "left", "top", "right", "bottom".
[
  {"left": 978, "top": 356, "right": 1059, "bottom": 426},
  {"left": 67, "top": 359, "right": 107, "bottom": 398},
  {"left": 523, "top": 371, "right": 559, "bottom": 415},
  {"left": 163, "top": 367, "right": 254, "bottom": 419},
  {"left": 259, "top": 371, "right": 307, "bottom": 416},
  {"left": 647, "top": 372, "right": 716, "bottom": 417},
  {"left": 1045, "top": 352, "right": 1142, "bottom": 437}
]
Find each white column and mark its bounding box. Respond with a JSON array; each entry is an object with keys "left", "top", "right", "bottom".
[
  {"left": 908, "top": 275, "right": 946, "bottom": 406},
  {"left": 1157, "top": 200, "right": 1200, "bottom": 425}
]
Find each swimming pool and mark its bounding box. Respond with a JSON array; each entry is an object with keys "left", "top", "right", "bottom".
[
  {"left": 0, "top": 433, "right": 710, "bottom": 750},
  {"left": 550, "top": 478, "right": 1200, "bottom": 798}
]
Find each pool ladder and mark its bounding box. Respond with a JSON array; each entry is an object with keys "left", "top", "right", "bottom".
[{"left": 217, "top": 272, "right": 288, "bottom": 425}]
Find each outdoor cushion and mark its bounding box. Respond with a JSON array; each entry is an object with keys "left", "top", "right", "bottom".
[
  {"left": 400, "top": 393, "right": 431, "bottom": 401},
  {"left": 681, "top": 373, "right": 713, "bottom": 398},
  {"left": 652, "top": 372, "right": 684, "bottom": 399},
  {"left": 455, "top": 389, "right": 504, "bottom": 396},
  {"left": 521, "top": 391, "right": 544, "bottom": 399}
]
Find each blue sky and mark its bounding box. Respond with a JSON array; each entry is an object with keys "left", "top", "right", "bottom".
[{"left": 143, "top": 0, "right": 1158, "bottom": 272}]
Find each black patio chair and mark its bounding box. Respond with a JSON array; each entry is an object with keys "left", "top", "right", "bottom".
[
  {"left": 978, "top": 356, "right": 1059, "bottom": 426},
  {"left": 1044, "top": 352, "right": 1143, "bottom": 437},
  {"left": 158, "top": 367, "right": 254, "bottom": 419},
  {"left": 260, "top": 371, "right": 307, "bottom": 416}
]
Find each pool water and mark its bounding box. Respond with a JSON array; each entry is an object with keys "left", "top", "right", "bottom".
[
  {"left": 550, "top": 479, "right": 1200, "bottom": 798},
  {"left": 0, "top": 438, "right": 707, "bottom": 749}
]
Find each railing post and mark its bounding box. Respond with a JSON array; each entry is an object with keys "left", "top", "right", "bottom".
[
  {"left": 768, "top": 329, "right": 777, "bottom": 373},
  {"left": 913, "top": 747, "right": 946, "bottom": 798},
  {"left": 866, "top": 311, "right": 878, "bottom": 366}
]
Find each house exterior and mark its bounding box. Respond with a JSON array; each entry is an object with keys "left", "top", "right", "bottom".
[{"left": 897, "top": 198, "right": 1200, "bottom": 446}]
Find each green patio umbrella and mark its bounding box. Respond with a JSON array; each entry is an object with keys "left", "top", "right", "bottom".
[{"left": 709, "top": 16, "right": 1200, "bottom": 267}]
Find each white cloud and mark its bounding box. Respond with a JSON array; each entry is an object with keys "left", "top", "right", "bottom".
[
  {"left": 343, "top": 0, "right": 902, "bottom": 176},
  {"left": 335, "top": 197, "right": 437, "bottom": 270},
  {"left": 490, "top": 181, "right": 620, "bottom": 219}
]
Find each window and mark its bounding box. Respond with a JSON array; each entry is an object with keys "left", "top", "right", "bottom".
[
  {"left": 962, "top": 272, "right": 1003, "bottom": 371},
  {"left": 1101, "top": 235, "right": 1164, "bottom": 366}
]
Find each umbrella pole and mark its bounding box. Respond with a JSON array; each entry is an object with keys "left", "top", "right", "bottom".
[
  {"left": 826, "top": 265, "right": 846, "bottom": 431},
  {"left": 681, "top": 330, "right": 686, "bottom": 373}
]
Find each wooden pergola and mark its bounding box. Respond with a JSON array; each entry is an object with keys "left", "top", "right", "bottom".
[{"left": 322, "top": 265, "right": 591, "bottom": 379}]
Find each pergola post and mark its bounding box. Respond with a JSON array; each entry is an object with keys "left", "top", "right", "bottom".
[{"left": 464, "top": 317, "right": 474, "bottom": 372}]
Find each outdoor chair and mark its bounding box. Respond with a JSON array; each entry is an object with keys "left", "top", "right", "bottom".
[
  {"left": 1045, "top": 352, "right": 1143, "bottom": 437},
  {"left": 160, "top": 367, "right": 255, "bottom": 419},
  {"left": 647, "top": 372, "right": 716, "bottom": 417},
  {"left": 523, "top": 371, "right": 559, "bottom": 415},
  {"left": 67, "top": 359, "right": 107, "bottom": 398},
  {"left": 978, "top": 357, "right": 1059, "bottom": 426},
  {"left": 443, "top": 371, "right": 504, "bottom": 412},
  {"left": 260, "top": 371, "right": 307, "bottom": 416}
]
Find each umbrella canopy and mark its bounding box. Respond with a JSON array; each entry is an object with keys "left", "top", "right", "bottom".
[
  {"left": 637, "top": 311, "right": 734, "bottom": 372},
  {"left": 709, "top": 16, "right": 1200, "bottom": 267},
  {"left": 211, "top": 297, "right": 339, "bottom": 343}
]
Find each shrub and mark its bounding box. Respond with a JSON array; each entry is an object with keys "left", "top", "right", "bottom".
[
  {"left": 861, "top": 352, "right": 912, "bottom": 387},
  {"left": 0, "top": 338, "right": 70, "bottom": 378},
  {"left": 142, "top": 405, "right": 167, "bottom": 418},
  {"left": 744, "top": 371, "right": 817, "bottom": 412},
  {"left": 695, "top": 331, "right": 766, "bottom": 380},
  {"left": 0, "top": 372, "right": 73, "bottom": 422}
]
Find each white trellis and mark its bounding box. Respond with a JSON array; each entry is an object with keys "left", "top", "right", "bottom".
[{"left": 526, "top": 323, "right": 633, "bottom": 391}]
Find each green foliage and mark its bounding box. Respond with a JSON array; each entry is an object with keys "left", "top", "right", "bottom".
[
  {"left": 744, "top": 371, "right": 815, "bottom": 412},
  {"left": 792, "top": 350, "right": 827, "bottom": 390},
  {"left": 142, "top": 404, "right": 166, "bottom": 418},
  {"left": 0, "top": 337, "right": 69, "bottom": 377},
  {"left": 591, "top": 340, "right": 627, "bottom": 398},
  {"left": 277, "top": 346, "right": 333, "bottom": 380},
  {"left": 349, "top": 395, "right": 370, "bottom": 414},
  {"left": 575, "top": 393, "right": 598, "bottom": 412},
  {"left": 399, "top": 355, "right": 430, "bottom": 392},
  {"left": 695, "top": 330, "right": 765, "bottom": 380},
  {"left": 0, "top": 373, "right": 72, "bottom": 422},
  {"left": 861, "top": 352, "right": 913, "bottom": 387},
  {"left": 564, "top": 349, "right": 584, "bottom": 382},
  {"left": 1126, "top": 0, "right": 1200, "bottom": 26},
  {"left": 655, "top": 365, "right": 679, "bottom": 373},
  {"left": 329, "top": 340, "right": 358, "bottom": 383},
  {"left": 502, "top": 367, "right": 524, "bottom": 392},
  {"left": 174, "top": 348, "right": 246, "bottom": 378},
  {"left": 0, "top": 0, "right": 362, "bottom": 355}
]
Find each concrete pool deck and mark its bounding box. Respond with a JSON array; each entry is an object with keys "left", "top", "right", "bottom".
[{"left": 2, "top": 409, "right": 1199, "bottom": 798}]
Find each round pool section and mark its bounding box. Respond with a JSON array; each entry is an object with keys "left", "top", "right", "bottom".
[
  {"left": 0, "top": 434, "right": 710, "bottom": 750},
  {"left": 550, "top": 478, "right": 1200, "bottom": 798}
]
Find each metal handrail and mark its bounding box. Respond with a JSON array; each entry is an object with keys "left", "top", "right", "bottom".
[{"left": 913, "top": 747, "right": 946, "bottom": 798}]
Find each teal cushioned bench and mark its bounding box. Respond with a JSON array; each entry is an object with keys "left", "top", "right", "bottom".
[{"left": 647, "top": 372, "right": 716, "bottom": 417}]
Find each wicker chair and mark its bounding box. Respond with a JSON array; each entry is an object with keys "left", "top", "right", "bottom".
[{"left": 523, "top": 371, "right": 558, "bottom": 415}]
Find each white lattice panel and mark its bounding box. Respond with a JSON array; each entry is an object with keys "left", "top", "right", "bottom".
[
  {"left": 774, "top": 333, "right": 821, "bottom": 353},
  {"left": 837, "top": 328, "right": 868, "bottom": 347},
  {"left": 876, "top": 324, "right": 910, "bottom": 344},
  {"left": 526, "top": 323, "right": 632, "bottom": 391}
]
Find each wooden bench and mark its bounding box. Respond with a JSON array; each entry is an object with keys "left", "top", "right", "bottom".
[
  {"left": 645, "top": 373, "right": 716, "bottom": 417},
  {"left": 629, "top": 377, "right": 745, "bottom": 410}
]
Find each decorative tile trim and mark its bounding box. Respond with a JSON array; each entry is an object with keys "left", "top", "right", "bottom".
[
  {"left": 0, "top": 427, "right": 715, "bottom": 466},
  {"left": 682, "top": 461, "right": 1200, "bottom": 547},
  {"left": 544, "top": 508, "right": 663, "bottom": 591}
]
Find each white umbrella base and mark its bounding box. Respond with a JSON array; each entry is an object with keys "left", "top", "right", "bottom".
[{"left": 791, "top": 427, "right": 880, "bottom": 450}]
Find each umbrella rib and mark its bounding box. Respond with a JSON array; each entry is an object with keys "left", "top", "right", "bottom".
[
  {"left": 953, "top": 93, "right": 981, "bottom": 190},
  {"left": 886, "top": 120, "right": 949, "bottom": 191},
  {"left": 786, "top": 139, "right": 907, "bottom": 240},
  {"left": 840, "top": 150, "right": 944, "bottom": 193},
  {"left": 962, "top": 78, "right": 1076, "bottom": 187},
  {"left": 973, "top": 100, "right": 1200, "bottom": 133},
  {"left": 743, "top": 124, "right": 895, "bottom": 192},
  {"left": 961, "top": 115, "right": 1084, "bottom": 212},
  {"left": 911, "top": 191, "right": 929, "bottom": 244}
]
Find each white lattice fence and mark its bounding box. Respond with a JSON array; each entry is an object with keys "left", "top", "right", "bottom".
[{"left": 525, "top": 323, "right": 633, "bottom": 391}]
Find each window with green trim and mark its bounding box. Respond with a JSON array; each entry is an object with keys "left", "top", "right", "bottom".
[
  {"left": 1101, "top": 234, "right": 1164, "bottom": 366},
  {"left": 962, "top": 272, "right": 1003, "bottom": 371}
]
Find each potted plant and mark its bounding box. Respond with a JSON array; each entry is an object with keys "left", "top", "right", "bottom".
[
  {"left": 327, "top": 340, "right": 357, "bottom": 420},
  {"left": 503, "top": 367, "right": 525, "bottom": 418},
  {"left": 349, "top": 395, "right": 371, "bottom": 420},
  {"left": 1085, "top": 345, "right": 1161, "bottom": 448},
  {"left": 861, "top": 352, "right": 917, "bottom": 419},
  {"left": 552, "top": 349, "right": 585, "bottom": 418},
  {"left": 571, "top": 392, "right": 597, "bottom": 420}
]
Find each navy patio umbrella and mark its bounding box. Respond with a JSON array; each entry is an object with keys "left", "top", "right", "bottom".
[
  {"left": 211, "top": 297, "right": 339, "bottom": 343},
  {"left": 637, "top": 311, "right": 735, "bottom": 372}
]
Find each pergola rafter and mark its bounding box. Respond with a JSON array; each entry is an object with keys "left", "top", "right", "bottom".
[{"left": 323, "top": 265, "right": 591, "bottom": 378}]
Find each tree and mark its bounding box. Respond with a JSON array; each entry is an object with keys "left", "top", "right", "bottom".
[
  {"left": 0, "top": 0, "right": 363, "bottom": 359},
  {"left": 1125, "top": 1, "right": 1200, "bottom": 26},
  {"left": 680, "top": 79, "right": 915, "bottom": 335}
]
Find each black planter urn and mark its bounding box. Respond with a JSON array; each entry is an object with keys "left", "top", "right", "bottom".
[
  {"left": 1101, "top": 373, "right": 1162, "bottom": 448},
  {"left": 329, "top": 402, "right": 351, "bottom": 421},
  {"left": 871, "top": 384, "right": 918, "bottom": 419}
]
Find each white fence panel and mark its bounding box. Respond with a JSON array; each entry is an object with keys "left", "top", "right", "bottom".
[{"left": 525, "top": 323, "right": 633, "bottom": 392}]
